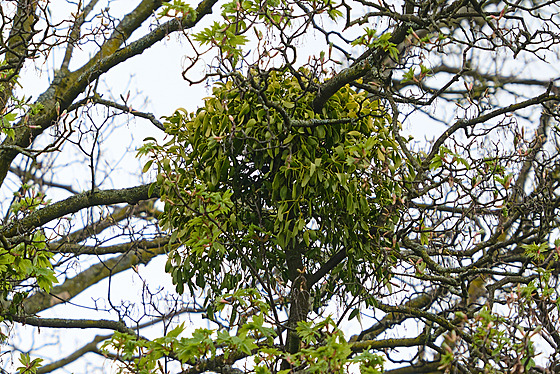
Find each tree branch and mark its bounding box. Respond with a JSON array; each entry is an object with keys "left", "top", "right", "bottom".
[
  {"left": 307, "top": 248, "right": 346, "bottom": 288},
  {"left": 0, "top": 0, "right": 37, "bottom": 110},
  {"left": 22, "top": 240, "right": 167, "bottom": 315},
  {"left": 52, "top": 200, "right": 160, "bottom": 245},
  {"left": 67, "top": 95, "right": 165, "bottom": 131},
  {"left": 72, "top": 0, "right": 218, "bottom": 89},
  {"left": 383, "top": 361, "right": 445, "bottom": 374},
  {"left": 354, "top": 289, "right": 440, "bottom": 342},
  {"left": 36, "top": 334, "right": 109, "bottom": 374},
  {"left": 2, "top": 184, "right": 158, "bottom": 239},
  {"left": 351, "top": 335, "right": 427, "bottom": 352},
  {"left": 424, "top": 89, "right": 559, "bottom": 170},
  {"left": 60, "top": 0, "right": 102, "bottom": 72},
  {"left": 35, "top": 305, "right": 208, "bottom": 373},
  {"left": 8, "top": 166, "right": 77, "bottom": 194},
  {"left": 8, "top": 316, "right": 135, "bottom": 334},
  {"left": 312, "top": 7, "right": 418, "bottom": 112},
  {"left": 48, "top": 236, "right": 169, "bottom": 255}
]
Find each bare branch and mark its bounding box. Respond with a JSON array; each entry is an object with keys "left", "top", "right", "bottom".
[
  {"left": 55, "top": 201, "right": 160, "bottom": 245},
  {"left": 60, "top": 0, "right": 102, "bottom": 72},
  {"left": 36, "top": 334, "right": 109, "bottom": 374},
  {"left": 22, "top": 243, "right": 167, "bottom": 315},
  {"left": 9, "top": 166, "right": 77, "bottom": 194},
  {"left": 67, "top": 95, "right": 165, "bottom": 131}
]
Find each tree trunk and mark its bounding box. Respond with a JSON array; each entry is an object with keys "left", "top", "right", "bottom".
[{"left": 282, "top": 239, "right": 310, "bottom": 369}]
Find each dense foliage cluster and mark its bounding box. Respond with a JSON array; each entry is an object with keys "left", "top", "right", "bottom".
[{"left": 142, "top": 73, "right": 403, "bottom": 300}]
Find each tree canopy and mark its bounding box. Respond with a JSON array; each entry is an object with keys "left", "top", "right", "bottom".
[{"left": 2, "top": 0, "right": 560, "bottom": 373}]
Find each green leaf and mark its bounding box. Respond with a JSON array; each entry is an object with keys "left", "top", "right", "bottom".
[
  {"left": 247, "top": 118, "right": 257, "bottom": 128},
  {"left": 429, "top": 155, "right": 442, "bottom": 170},
  {"left": 283, "top": 133, "right": 295, "bottom": 144},
  {"left": 348, "top": 308, "right": 360, "bottom": 321},
  {"left": 283, "top": 100, "right": 295, "bottom": 108},
  {"left": 142, "top": 160, "right": 153, "bottom": 173},
  {"left": 402, "top": 67, "right": 416, "bottom": 83},
  {"left": 280, "top": 185, "right": 288, "bottom": 200},
  {"left": 167, "top": 322, "right": 185, "bottom": 338},
  {"left": 301, "top": 172, "right": 311, "bottom": 187},
  {"left": 16, "top": 353, "right": 43, "bottom": 374}
]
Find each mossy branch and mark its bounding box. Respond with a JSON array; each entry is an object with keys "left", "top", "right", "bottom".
[
  {"left": 2, "top": 184, "right": 158, "bottom": 239},
  {"left": 48, "top": 236, "right": 170, "bottom": 255},
  {"left": 8, "top": 316, "right": 135, "bottom": 334}
]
